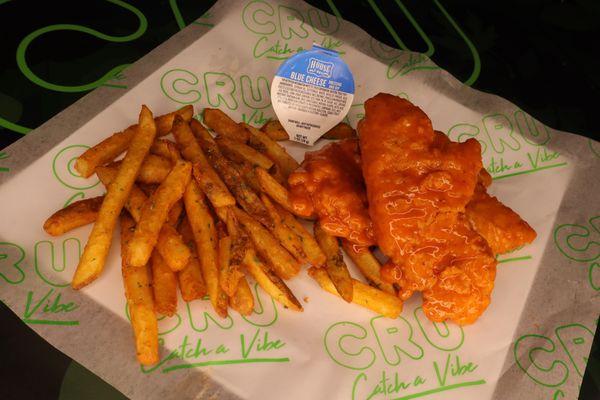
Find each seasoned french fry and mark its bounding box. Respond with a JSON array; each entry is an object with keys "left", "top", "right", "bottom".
[
  {"left": 276, "top": 204, "right": 326, "bottom": 267},
  {"left": 308, "top": 267, "right": 403, "bottom": 318},
  {"left": 110, "top": 154, "right": 172, "bottom": 184},
  {"left": 203, "top": 108, "right": 250, "bottom": 142},
  {"left": 43, "top": 196, "right": 104, "bottom": 236},
  {"left": 314, "top": 223, "right": 353, "bottom": 302},
  {"left": 233, "top": 207, "right": 300, "bottom": 279},
  {"left": 322, "top": 122, "right": 356, "bottom": 140},
  {"left": 243, "top": 248, "right": 302, "bottom": 311},
  {"left": 96, "top": 165, "right": 190, "bottom": 272},
  {"left": 229, "top": 275, "right": 254, "bottom": 316},
  {"left": 218, "top": 236, "right": 244, "bottom": 297},
  {"left": 216, "top": 136, "right": 274, "bottom": 169},
  {"left": 127, "top": 160, "right": 192, "bottom": 267},
  {"left": 150, "top": 139, "right": 181, "bottom": 164},
  {"left": 242, "top": 123, "right": 300, "bottom": 179},
  {"left": 269, "top": 162, "right": 287, "bottom": 186},
  {"left": 237, "top": 161, "right": 262, "bottom": 192},
  {"left": 192, "top": 121, "right": 273, "bottom": 229},
  {"left": 151, "top": 250, "right": 178, "bottom": 316},
  {"left": 184, "top": 180, "right": 228, "bottom": 317},
  {"left": 72, "top": 105, "right": 157, "bottom": 289},
  {"left": 260, "top": 194, "right": 306, "bottom": 263},
  {"left": 341, "top": 240, "right": 396, "bottom": 295},
  {"left": 171, "top": 116, "right": 235, "bottom": 208},
  {"left": 177, "top": 219, "right": 207, "bottom": 302},
  {"left": 75, "top": 105, "right": 193, "bottom": 178},
  {"left": 261, "top": 120, "right": 289, "bottom": 141},
  {"left": 256, "top": 167, "right": 295, "bottom": 213},
  {"left": 120, "top": 214, "right": 158, "bottom": 365},
  {"left": 167, "top": 200, "right": 183, "bottom": 227}
]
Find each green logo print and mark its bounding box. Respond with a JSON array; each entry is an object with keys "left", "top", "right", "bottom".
[
  {"left": 160, "top": 68, "right": 202, "bottom": 104},
  {"left": 52, "top": 145, "right": 99, "bottom": 190},
  {"left": 0, "top": 242, "right": 25, "bottom": 285},
  {"left": 554, "top": 215, "right": 600, "bottom": 291},
  {"left": 242, "top": 1, "right": 342, "bottom": 61},
  {"left": 241, "top": 283, "right": 278, "bottom": 327},
  {"left": 34, "top": 238, "right": 81, "bottom": 288},
  {"left": 0, "top": 151, "right": 9, "bottom": 173},
  {"left": 370, "top": 316, "right": 424, "bottom": 366},
  {"left": 513, "top": 322, "right": 595, "bottom": 398}
]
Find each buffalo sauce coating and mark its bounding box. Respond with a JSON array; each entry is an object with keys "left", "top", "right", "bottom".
[
  {"left": 359, "top": 93, "right": 497, "bottom": 325},
  {"left": 288, "top": 139, "right": 375, "bottom": 245}
]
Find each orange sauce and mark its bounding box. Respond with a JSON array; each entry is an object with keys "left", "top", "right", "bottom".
[{"left": 288, "top": 139, "right": 375, "bottom": 246}]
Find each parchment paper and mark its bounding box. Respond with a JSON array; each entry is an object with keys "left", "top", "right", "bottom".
[{"left": 0, "top": 1, "right": 598, "bottom": 399}]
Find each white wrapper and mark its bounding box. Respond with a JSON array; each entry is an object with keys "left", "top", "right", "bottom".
[{"left": 0, "top": 1, "right": 598, "bottom": 399}]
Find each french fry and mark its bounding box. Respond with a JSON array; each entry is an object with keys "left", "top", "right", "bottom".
[
  {"left": 75, "top": 105, "right": 193, "bottom": 178},
  {"left": 236, "top": 161, "right": 262, "bottom": 192},
  {"left": 218, "top": 235, "right": 244, "bottom": 297},
  {"left": 120, "top": 214, "right": 158, "bottom": 365},
  {"left": 167, "top": 200, "right": 183, "bottom": 227},
  {"left": 260, "top": 194, "right": 306, "bottom": 263},
  {"left": 341, "top": 240, "right": 396, "bottom": 295},
  {"left": 261, "top": 120, "right": 289, "bottom": 141},
  {"left": 314, "top": 223, "right": 353, "bottom": 302},
  {"left": 191, "top": 121, "right": 273, "bottom": 229},
  {"left": 229, "top": 275, "right": 254, "bottom": 316},
  {"left": 96, "top": 165, "right": 190, "bottom": 272},
  {"left": 308, "top": 267, "right": 402, "bottom": 318},
  {"left": 242, "top": 123, "right": 300, "bottom": 179},
  {"left": 127, "top": 160, "right": 192, "bottom": 267},
  {"left": 216, "top": 136, "right": 273, "bottom": 169},
  {"left": 183, "top": 179, "right": 228, "bottom": 318},
  {"left": 151, "top": 250, "right": 178, "bottom": 316},
  {"left": 151, "top": 139, "right": 181, "bottom": 164},
  {"left": 43, "top": 196, "right": 104, "bottom": 236},
  {"left": 233, "top": 207, "right": 300, "bottom": 279},
  {"left": 269, "top": 162, "right": 287, "bottom": 186},
  {"left": 256, "top": 167, "right": 295, "bottom": 213},
  {"left": 137, "top": 183, "right": 158, "bottom": 197},
  {"left": 72, "top": 105, "right": 157, "bottom": 289},
  {"left": 243, "top": 248, "right": 303, "bottom": 311},
  {"left": 203, "top": 108, "right": 250, "bottom": 142},
  {"left": 276, "top": 204, "right": 326, "bottom": 267},
  {"left": 110, "top": 154, "right": 172, "bottom": 184},
  {"left": 177, "top": 219, "right": 207, "bottom": 302},
  {"left": 171, "top": 116, "right": 235, "bottom": 208},
  {"left": 322, "top": 122, "right": 357, "bottom": 140}
]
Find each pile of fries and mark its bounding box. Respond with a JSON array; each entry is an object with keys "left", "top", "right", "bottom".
[{"left": 43, "top": 105, "right": 402, "bottom": 365}]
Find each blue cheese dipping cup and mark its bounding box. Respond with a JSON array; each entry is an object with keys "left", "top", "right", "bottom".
[{"left": 270, "top": 44, "right": 355, "bottom": 146}]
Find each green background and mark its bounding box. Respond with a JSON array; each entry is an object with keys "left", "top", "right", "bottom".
[{"left": 0, "top": 0, "right": 598, "bottom": 399}]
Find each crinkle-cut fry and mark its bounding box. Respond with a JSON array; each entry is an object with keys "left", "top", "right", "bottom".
[
  {"left": 203, "top": 108, "right": 250, "bottom": 143},
  {"left": 216, "top": 136, "right": 273, "bottom": 169},
  {"left": 151, "top": 139, "right": 181, "bottom": 164},
  {"left": 242, "top": 123, "right": 300, "bottom": 179},
  {"left": 322, "top": 122, "right": 357, "bottom": 140},
  {"left": 177, "top": 219, "right": 207, "bottom": 302},
  {"left": 308, "top": 267, "right": 403, "bottom": 318},
  {"left": 256, "top": 167, "right": 295, "bottom": 213},
  {"left": 96, "top": 165, "right": 190, "bottom": 272},
  {"left": 276, "top": 204, "right": 326, "bottom": 267},
  {"left": 229, "top": 275, "right": 254, "bottom": 316},
  {"left": 43, "top": 196, "right": 104, "bottom": 236},
  {"left": 233, "top": 207, "right": 300, "bottom": 279},
  {"left": 75, "top": 105, "right": 192, "bottom": 178},
  {"left": 151, "top": 250, "right": 178, "bottom": 316},
  {"left": 314, "top": 223, "right": 353, "bottom": 302},
  {"left": 109, "top": 154, "right": 172, "bottom": 184},
  {"left": 341, "top": 240, "right": 396, "bottom": 295},
  {"left": 120, "top": 214, "right": 158, "bottom": 365},
  {"left": 172, "top": 116, "right": 235, "bottom": 208},
  {"left": 72, "top": 105, "right": 157, "bottom": 289},
  {"left": 260, "top": 194, "right": 306, "bottom": 264},
  {"left": 127, "top": 160, "right": 192, "bottom": 267},
  {"left": 261, "top": 120, "right": 289, "bottom": 141},
  {"left": 243, "top": 248, "right": 303, "bottom": 311},
  {"left": 218, "top": 236, "right": 245, "bottom": 297},
  {"left": 192, "top": 121, "right": 274, "bottom": 229},
  {"left": 184, "top": 180, "right": 229, "bottom": 318}
]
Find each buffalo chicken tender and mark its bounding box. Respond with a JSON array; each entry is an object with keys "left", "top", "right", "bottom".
[
  {"left": 288, "top": 139, "right": 375, "bottom": 246},
  {"left": 359, "top": 93, "right": 498, "bottom": 325}
]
